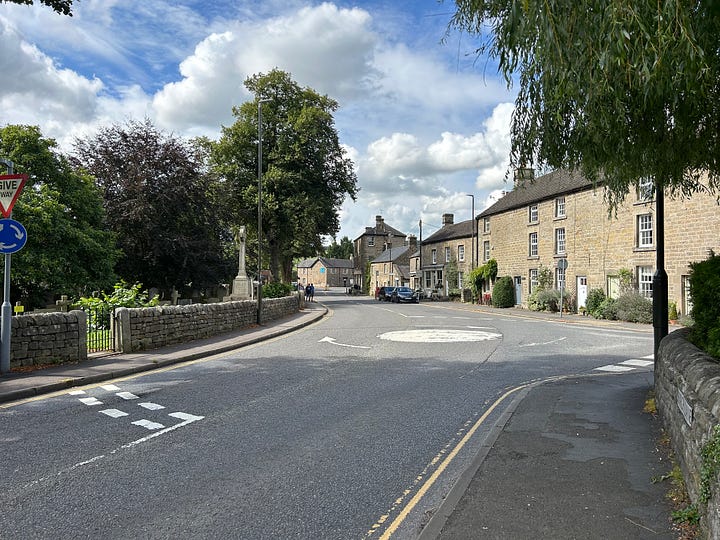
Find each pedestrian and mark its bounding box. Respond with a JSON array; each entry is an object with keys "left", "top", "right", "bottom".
[
  {"left": 309, "top": 283, "right": 315, "bottom": 302},
  {"left": 305, "top": 283, "right": 311, "bottom": 302}
]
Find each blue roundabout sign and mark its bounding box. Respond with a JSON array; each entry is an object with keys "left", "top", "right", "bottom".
[{"left": 0, "top": 218, "right": 27, "bottom": 254}]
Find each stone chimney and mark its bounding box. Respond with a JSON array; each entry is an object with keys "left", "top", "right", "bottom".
[
  {"left": 407, "top": 235, "right": 418, "bottom": 251},
  {"left": 375, "top": 215, "right": 385, "bottom": 233},
  {"left": 514, "top": 167, "right": 535, "bottom": 188},
  {"left": 442, "top": 213, "right": 454, "bottom": 226}
]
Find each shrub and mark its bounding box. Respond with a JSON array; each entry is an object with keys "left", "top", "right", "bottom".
[
  {"left": 534, "top": 289, "right": 561, "bottom": 312},
  {"left": 615, "top": 293, "right": 653, "bottom": 323},
  {"left": 492, "top": 276, "right": 515, "bottom": 308},
  {"left": 595, "top": 297, "right": 618, "bottom": 320},
  {"left": 263, "top": 282, "right": 293, "bottom": 298},
  {"left": 689, "top": 254, "right": 720, "bottom": 358},
  {"left": 586, "top": 288, "right": 606, "bottom": 316},
  {"left": 668, "top": 301, "right": 679, "bottom": 320}
]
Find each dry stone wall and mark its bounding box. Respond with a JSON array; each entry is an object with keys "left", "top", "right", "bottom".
[
  {"left": 656, "top": 329, "right": 720, "bottom": 537},
  {"left": 10, "top": 309, "right": 87, "bottom": 368}
]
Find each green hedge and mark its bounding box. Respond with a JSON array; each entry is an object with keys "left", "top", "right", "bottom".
[
  {"left": 492, "top": 276, "right": 515, "bottom": 308},
  {"left": 689, "top": 255, "right": 720, "bottom": 359}
]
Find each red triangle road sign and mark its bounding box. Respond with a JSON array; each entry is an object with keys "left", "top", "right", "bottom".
[{"left": 0, "top": 174, "right": 27, "bottom": 218}]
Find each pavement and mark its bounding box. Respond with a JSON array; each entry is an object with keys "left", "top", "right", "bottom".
[{"left": 0, "top": 299, "right": 677, "bottom": 539}]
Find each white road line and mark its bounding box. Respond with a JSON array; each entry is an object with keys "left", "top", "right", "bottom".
[
  {"left": 116, "top": 392, "right": 139, "bottom": 400},
  {"left": 620, "top": 359, "right": 654, "bottom": 367},
  {"left": 68, "top": 390, "right": 86, "bottom": 395},
  {"left": 642, "top": 354, "right": 654, "bottom": 359},
  {"left": 169, "top": 412, "right": 204, "bottom": 422},
  {"left": 595, "top": 365, "right": 635, "bottom": 372},
  {"left": 121, "top": 413, "right": 205, "bottom": 449},
  {"left": 79, "top": 397, "right": 103, "bottom": 406},
  {"left": 132, "top": 419, "right": 165, "bottom": 430},
  {"left": 100, "top": 409, "right": 129, "bottom": 418},
  {"left": 519, "top": 337, "right": 568, "bottom": 347},
  {"left": 139, "top": 402, "right": 165, "bottom": 410},
  {"left": 101, "top": 385, "right": 120, "bottom": 391}
]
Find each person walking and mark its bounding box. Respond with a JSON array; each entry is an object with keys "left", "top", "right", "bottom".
[{"left": 308, "top": 283, "right": 315, "bottom": 302}]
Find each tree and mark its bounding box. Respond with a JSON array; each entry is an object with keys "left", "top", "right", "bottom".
[
  {"left": 0, "top": 125, "right": 118, "bottom": 308},
  {"left": 449, "top": 0, "right": 720, "bottom": 205},
  {"left": 212, "top": 69, "right": 358, "bottom": 283},
  {"left": 325, "top": 236, "right": 353, "bottom": 259},
  {"left": 3, "top": 0, "right": 73, "bottom": 15},
  {"left": 72, "top": 119, "right": 234, "bottom": 297}
]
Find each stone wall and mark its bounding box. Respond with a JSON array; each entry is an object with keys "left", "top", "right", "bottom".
[
  {"left": 116, "top": 295, "right": 301, "bottom": 352},
  {"left": 656, "top": 329, "right": 720, "bottom": 537},
  {"left": 10, "top": 310, "right": 87, "bottom": 367}
]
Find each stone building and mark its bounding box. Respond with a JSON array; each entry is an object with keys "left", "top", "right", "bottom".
[
  {"left": 353, "top": 215, "right": 406, "bottom": 289},
  {"left": 419, "top": 214, "right": 475, "bottom": 296},
  {"left": 477, "top": 168, "right": 720, "bottom": 314},
  {"left": 368, "top": 236, "right": 417, "bottom": 290},
  {"left": 297, "top": 257, "right": 354, "bottom": 289}
]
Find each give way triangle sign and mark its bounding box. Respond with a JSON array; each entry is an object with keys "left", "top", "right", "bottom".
[{"left": 0, "top": 174, "right": 27, "bottom": 218}]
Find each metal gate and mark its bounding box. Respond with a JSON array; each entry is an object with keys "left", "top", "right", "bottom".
[{"left": 82, "top": 305, "right": 116, "bottom": 353}]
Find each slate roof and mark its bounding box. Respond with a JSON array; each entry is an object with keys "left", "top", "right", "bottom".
[
  {"left": 372, "top": 245, "right": 410, "bottom": 263},
  {"left": 422, "top": 219, "right": 474, "bottom": 244},
  {"left": 355, "top": 224, "right": 406, "bottom": 240},
  {"left": 478, "top": 169, "right": 594, "bottom": 218},
  {"left": 297, "top": 257, "right": 353, "bottom": 269}
]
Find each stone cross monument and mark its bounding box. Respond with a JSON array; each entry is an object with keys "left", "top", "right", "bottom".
[{"left": 225, "top": 225, "right": 252, "bottom": 300}]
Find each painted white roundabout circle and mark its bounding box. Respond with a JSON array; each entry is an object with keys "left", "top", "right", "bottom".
[{"left": 378, "top": 329, "right": 502, "bottom": 343}]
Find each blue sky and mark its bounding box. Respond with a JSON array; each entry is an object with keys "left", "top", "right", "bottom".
[{"left": 0, "top": 0, "right": 517, "bottom": 243}]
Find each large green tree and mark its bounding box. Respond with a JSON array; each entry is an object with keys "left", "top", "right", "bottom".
[
  {"left": 212, "top": 69, "right": 358, "bottom": 283},
  {"left": 2, "top": 0, "right": 73, "bottom": 15},
  {"left": 449, "top": 0, "right": 720, "bottom": 205},
  {"left": 325, "top": 236, "right": 353, "bottom": 259},
  {"left": 0, "top": 125, "right": 118, "bottom": 308},
  {"left": 72, "top": 119, "right": 234, "bottom": 296}
]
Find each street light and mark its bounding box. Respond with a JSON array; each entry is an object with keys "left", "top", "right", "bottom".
[
  {"left": 257, "top": 98, "right": 270, "bottom": 324},
  {"left": 467, "top": 194, "right": 475, "bottom": 269}
]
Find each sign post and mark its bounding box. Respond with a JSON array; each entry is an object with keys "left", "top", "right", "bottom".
[{"left": 0, "top": 160, "right": 28, "bottom": 374}]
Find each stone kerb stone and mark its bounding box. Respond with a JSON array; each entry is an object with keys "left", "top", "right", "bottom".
[{"left": 656, "top": 328, "right": 720, "bottom": 536}]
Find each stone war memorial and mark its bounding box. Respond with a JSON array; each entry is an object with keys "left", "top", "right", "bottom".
[{"left": 224, "top": 225, "right": 252, "bottom": 301}]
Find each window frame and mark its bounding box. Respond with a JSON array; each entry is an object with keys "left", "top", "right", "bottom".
[
  {"left": 458, "top": 244, "right": 465, "bottom": 262},
  {"left": 483, "top": 240, "right": 490, "bottom": 262},
  {"left": 637, "top": 213, "right": 653, "bottom": 248},
  {"left": 445, "top": 246, "right": 451, "bottom": 263},
  {"left": 528, "top": 204, "right": 538, "bottom": 223},
  {"left": 555, "top": 197, "right": 566, "bottom": 219},
  {"left": 431, "top": 249, "right": 437, "bottom": 264},
  {"left": 529, "top": 232, "right": 538, "bottom": 257},
  {"left": 529, "top": 268, "right": 539, "bottom": 294},
  {"left": 638, "top": 266, "right": 653, "bottom": 298},
  {"left": 555, "top": 227, "right": 566, "bottom": 255},
  {"left": 483, "top": 217, "right": 490, "bottom": 233}
]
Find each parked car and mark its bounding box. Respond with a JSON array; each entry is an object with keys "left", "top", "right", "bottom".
[
  {"left": 391, "top": 286, "right": 419, "bottom": 303},
  {"left": 377, "top": 286, "right": 396, "bottom": 301}
]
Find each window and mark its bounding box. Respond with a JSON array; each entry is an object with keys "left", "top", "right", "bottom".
[
  {"left": 458, "top": 271, "right": 464, "bottom": 289},
  {"left": 458, "top": 245, "right": 465, "bottom": 262},
  {"left": 529, "top": 269, "right": 539, "bottom": 294},
  {"left": 445, "top": 246, "right": 451, "bottom": 262},
  {"left": 529, "top": 204, "right": 538, "bottom": 223},
  {"left": 637, "top": 214, "right": 653, "bottom": 247},
  {"left": 425, "top": 272, "right": 431, "bottom": 288},
  {"left": 383, "top": 263, "right": 387, "bottom": 273},
  {"left": 555, "top": 228, "right": 566, "bottom": 254},
  {"left": 637, "top": 177, "right": 654, "bottom": 202},
  {"left": 483, "top": 217, "right": 490, "bottom": 233},
  {"left": 368, "top": 236, "right": 375, "bottom": 247},
  {"left": 555, "top": 267, "right": 566, "bottom": 290},
  {"left": 638, "top": 266, "right": 653, "bottom": 298},
  {"left": 483, "top": 240, "right": 490, "bottom": 261},
  {"left": 431, "top": 249, "right": 437, "bottom": 264},
  {"left": 529, "top": 232, "right": 538, "bottom": 257}
]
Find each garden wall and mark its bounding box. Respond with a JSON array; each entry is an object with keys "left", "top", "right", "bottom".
[
  {"left": 656, "top": 328, "right": 720, "bottom": 537},
  {"left": 10, "top": 310, "right": 87, "bottom": 368},
  {"left": 115, "top": 295, "right": 302, "bottom": 352}
]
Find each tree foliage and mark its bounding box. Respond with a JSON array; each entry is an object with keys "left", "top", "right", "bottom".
[
  {"left": 325, "top": 236, "right": 353, "bottom": 259},
  {"left": 212, "top": 69, "right": 358, "bottom": 283},
  {"left": 72, "top": 119, "right": 234, "bottom": 296},
  {"left": 492, "top": 276, "right": 515, "bottom": 308},
  {"left": 0, "top": 125, "right": 119, "bottom": 308},
  {"left": 3, "top": 0, "right": 73, "bottom": 15},
  {"left": 450, "top": 0, "right": 720, "bottom": 205}
]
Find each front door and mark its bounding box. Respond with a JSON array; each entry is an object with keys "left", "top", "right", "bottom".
[
  {"left": 577, "top": 276, "right": 588, "bottom": 310},
  {"left": 514, "top": 276, "right": 522, "bottom": 305}
]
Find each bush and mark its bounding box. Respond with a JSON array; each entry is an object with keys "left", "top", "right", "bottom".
[
  {"left": 615, "top": 292, "right": 653, "bottom": 323},
  {"left": 689, "top": 254, "right": 720, "bottom": 358},
  {"left": 262, "top": 282, "right": 293, "bottom": 298},
  {"left": 534, "top": 289, "right": 561, "bottom": 312},
  {"left": 586, "top": 288, "right": 606, "bottom": 316},
  {"left": 595, "top": 297, "right": 618, "bottom": 320},
  {"left": 492, "top": 276, "right": 515, "bottom": 308}
]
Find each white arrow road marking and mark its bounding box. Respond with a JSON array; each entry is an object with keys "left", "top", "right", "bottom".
[
  {"left": 319, "top": 336, "right": 371, "bottom": 349},
  {"left": 518, "top": 337, "right": 568, "bottom": 347}
]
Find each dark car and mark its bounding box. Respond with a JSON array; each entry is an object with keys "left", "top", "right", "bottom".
[
  {"left": 391, "top": 286, "right": 419, "bottom": 303},
  {"left": 377, "top": 286, "right": 396, "bottom": 301}
]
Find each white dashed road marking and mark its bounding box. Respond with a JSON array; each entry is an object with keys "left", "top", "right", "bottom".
[
  {"left": 101, "top": 385, "right": 120, "bottom": 391},
  {"left": 595, "top": 364, "right": 636, "bottom": 373},
  {"left": 132, "top": 419, "right": 166, "bottom": 430},
  {"left": 139, "top": 402, "right": 165, "bottom": 410},
  {"left": 620, "top": 359, "right": 654, "bottom": 367},
  {"left": 116, "top": 392, "right": 139, "bottom": 400},
  {"left": 79, "top": 397, "right": 103, "bottom": 406},
  {"left": 100, "top": 409, "right": 129, "bottom": 418}
]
